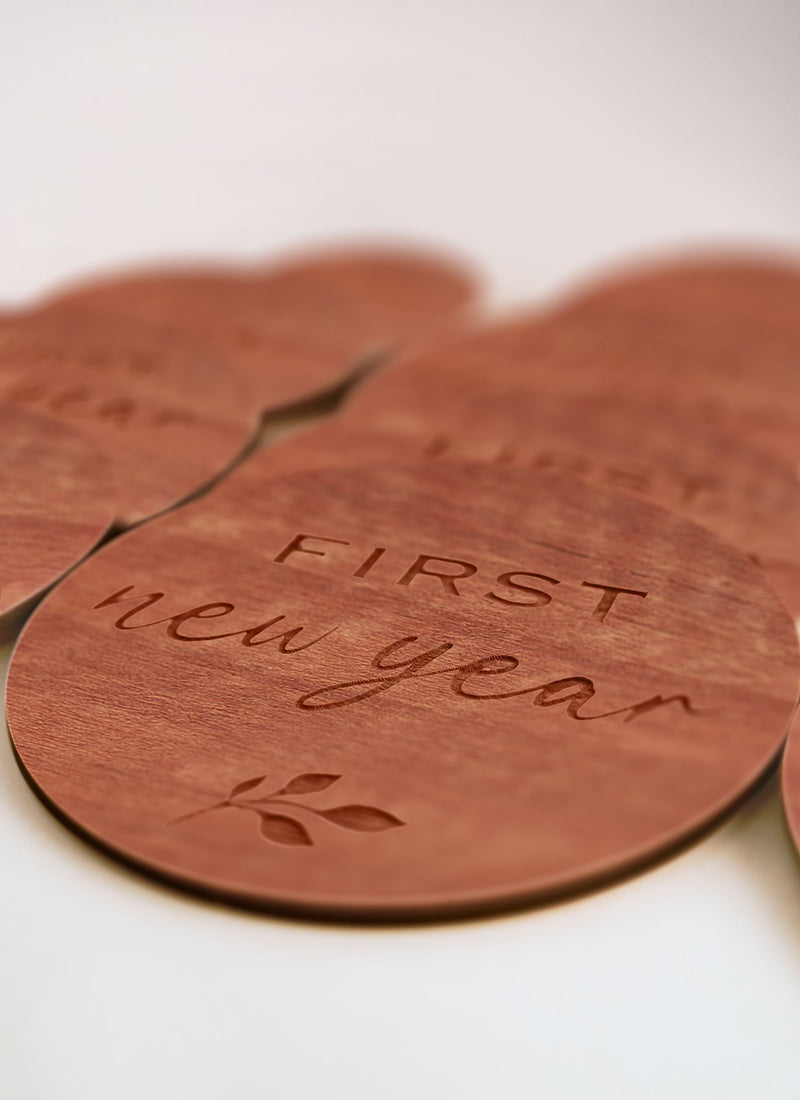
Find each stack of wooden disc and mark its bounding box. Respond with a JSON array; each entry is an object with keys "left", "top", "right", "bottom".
[{"left": 4, "top": 242, "right": 800, "bottom": 922}]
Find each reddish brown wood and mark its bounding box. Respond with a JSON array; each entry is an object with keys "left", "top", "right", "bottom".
[
  {"left": 560, "top": 250, "right": 800, "bottom": 339},
  {"left": 0, "top": 404, "right": 115, "bottom": 641},
  {"left": 0, "top": 313, "right": 260, "bottom": 526},
  {"left": 214, "top": 410, "right": 800, "bottom": 619},
  {"left": 781, "top": 709, "right": 800, "bottom": 858},
  {"left": 344, "top": 299, "right": 800, "bottom": 478},
  {"left": 7, "top": 463, "right": 798, "bottom": 919},
  {"left": 39, "top": 246, "right": 480, "bottom": 411}
]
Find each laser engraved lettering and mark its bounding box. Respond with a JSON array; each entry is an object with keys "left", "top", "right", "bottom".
[
  {"left": 487, "top": 571, "right": 560, "bottom": 607},
  {"left": 274, "top": 531, "right": 649, "bottom": 623},
  {"left": 2, "top": 379, "right": 195, "bottom": 431},
  {"left": 94, "top": 590, "right": 694, "bottom": 722},
  {"left": 296, "top": 635, "right": 704, "bottom": 720},
  {"left": 94, "top": 586, "right": 337, "bottom": 652},
  {"left": 396, "top": 555, "right": 478, "bottom": 595},
  {"left": 581, "top": 581, "right": 648, "bottom": 623},
  {"left": 273, "top": 532, "right": 351, "bottom": 564},
  {"left": 353, "top": 547, "right": 387, "bottom": 578}
]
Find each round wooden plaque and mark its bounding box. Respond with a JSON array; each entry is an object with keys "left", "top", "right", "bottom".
[
  {"left": 7, "top": 463, "right": 798, "bottom": 919},
  {"left": 214, "top": 407, "right": 800, "bottom": 619},
  {"left": 41, "top": 246, "right": 479, "bottom": 411},
  {"left": 0, "top": 404, "right": 115, "bottom": 641},
  {"left": 344, "top": 305, "right": 800, "bottom": 472},
  {"left": 560, "top": 251, "right": 800, "bottom": 339},
  {"left": 0, "top": 313, "right": 259, "bottom": 527}
]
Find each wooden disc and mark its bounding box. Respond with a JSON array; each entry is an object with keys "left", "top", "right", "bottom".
[
  {"left": 0, "top": 313, "right": 259, "bottom": 527},
  {"left": 560, "top": 251, "right": 800, "bottom": 339},
  {"left": 40, "top": 246, "right": 479, "bottom": 411},
  {"left": 0, "top": 404, "right": 115, "bottom": 641},
  {"left": 344, "top": 306, "right": 800, "bottom": 472},
  {"left": 215, "top": 408, "right": 800, "bottom": 619},
  {"left": 7, "top": 463, "right": 798, "bottom": 919}
]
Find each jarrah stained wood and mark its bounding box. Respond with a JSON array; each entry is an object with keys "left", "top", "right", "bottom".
[
  {"left": 40, "top": 246, "right": 479, "bottom": 411},
  {"left": 7, "top": 463, "right": 798, "bottom": 920},
  {"left": 211, "top": 405, "right": 800, "bottom": 619},
  {"left": 344, "top": 283, "right": 800, "bottom": 472},
  {"left": 0, "top": 404, "right": 115, "bottom": 641},
  {"left": 560, "top": 251, "right": 800, "bottom": 339},
  {"left": 0, "top": 313, "right": 260, "bottom": 526}
]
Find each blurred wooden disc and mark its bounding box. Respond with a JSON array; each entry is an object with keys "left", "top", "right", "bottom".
[
  {"left": 216, "top": 406, "right": 800, "bottom": 618},
  {"left": 560, "top": 251, "right": 800, "bottom": 339},
  {"left": 7, "top": 463, "right": 798, "bottom": 919},
  {"left": 0, "top": 404, "right": 115, "bottom": 640},
  {"left": 0, "top": 313, "right": 259, "bottom": 527},
  {"left": 344, "top": 306, "right": 800, "bottom": 473},
  {"left": 40, "top": 246, "right": 479, "bottom": 411}
]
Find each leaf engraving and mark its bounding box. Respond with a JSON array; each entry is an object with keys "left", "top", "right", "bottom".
[
  {"left": 229, "top": 774, "right": 268, "bottom": 798},
  {"left": 276, "top": 773, "right": 342, "bottom": 796},
  {"left": 318, "top": 805, "right": 405, "bottom": 832},
  {"left": 173, "top": 771, "right": 405, "bottom": 847},
  {"left": 258, "top": 813, "right": 313, "bottom": 846}
]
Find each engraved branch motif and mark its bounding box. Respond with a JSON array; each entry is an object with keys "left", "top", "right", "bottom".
[{"left": 171, "top": 772, "right": 405, "bottom": 847}]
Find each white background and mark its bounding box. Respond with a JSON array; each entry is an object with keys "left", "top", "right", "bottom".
[{"left": 2, "top": 3, "right": 800, "bottom": 1097}]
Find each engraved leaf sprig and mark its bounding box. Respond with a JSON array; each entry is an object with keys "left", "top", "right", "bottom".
[{"left": 171, "top": 772, "right": 405, "bottom": 846}]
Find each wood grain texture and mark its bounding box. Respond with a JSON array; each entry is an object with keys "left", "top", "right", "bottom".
[
  {"left": 40, "top": 246, "right": 480, "bottom": 411},
  {"left": 0, "top": 404, "right": 115, "bottom": 641},
  {"left": 7, "top": 463, "right": 798, "bottom": 919},
  {"left": 0, "top": 312, "right": 260, "bottom": 526},
  {"left": 344, "top": 292, "right": 800, "bottom": 473},
  {"left": 209, "top": 409, "right": 800, "bottom": 619}
]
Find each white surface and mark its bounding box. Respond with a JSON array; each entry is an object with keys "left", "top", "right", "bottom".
[{"left": 3, "top": 3, "right": 800, "bottom": 1097}]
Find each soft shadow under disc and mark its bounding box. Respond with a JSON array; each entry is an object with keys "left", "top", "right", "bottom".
[
  {"left": 7, "top": 464, "right": 798, "bottom": 919},
  {"left": 0, "top": 313, "right": 259, "bottom": 527},
  {"left": 0, "top": 404, "right": 115, "bottom": 640},
  {"left": 40, "top": 246, "right": 480, "bottom": 411}
]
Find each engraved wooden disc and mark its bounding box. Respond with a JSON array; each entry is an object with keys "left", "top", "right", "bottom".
[
  {"left": 215, "top": 409, "right": 800, "bottom": 618},
  {"left": 0, "top": 404, "right": 115, "bottom": 641},
  {"left": 344, "top": 305, "right": 800, "bottom": 473},
  {"left": 7, "top": 464, "right": 798, "bottom": 919},
  {"left": 0, "top": 313, "right": 259, "bottom": 526},
  {"left": 40, "top": 246, "right": 479, "bottom": 411}
]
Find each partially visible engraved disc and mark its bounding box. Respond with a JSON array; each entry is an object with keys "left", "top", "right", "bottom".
[
  {"left": 294, "top": 390, "right": 800, "bottom": 617},
  {"left": 0, "top": 404, "right": 115, "bottom": 641},
  {"left": 345, "top": 293, "right": 800, "bottom": 471},
  {"left": 7, "top": 464, "right": 798, "bottom": 919},
  {"left": 40, "top": 246, "right": 479, "bottom": 411},
  {"left": 0, "top": 313, "right": 259, "bottom": 526}
]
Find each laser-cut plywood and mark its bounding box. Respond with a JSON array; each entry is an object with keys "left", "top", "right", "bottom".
[
  {"left": 345, "top": 292, "right": 800, "bottom": 473},
  {"left": 0, "top": 313, "right": 259, "bottom": 526},
  {"left": 7, "top": 464, "right": 798, "bottom": 919},
  {"left": 40, "top": 246, "right": 479, "bottom": 411},
  {"left": 0, "top": 404, "right": 115, "bottom": 641},
  {"left": 210, "top": 410, "right": 800, "bottom": 619}
]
